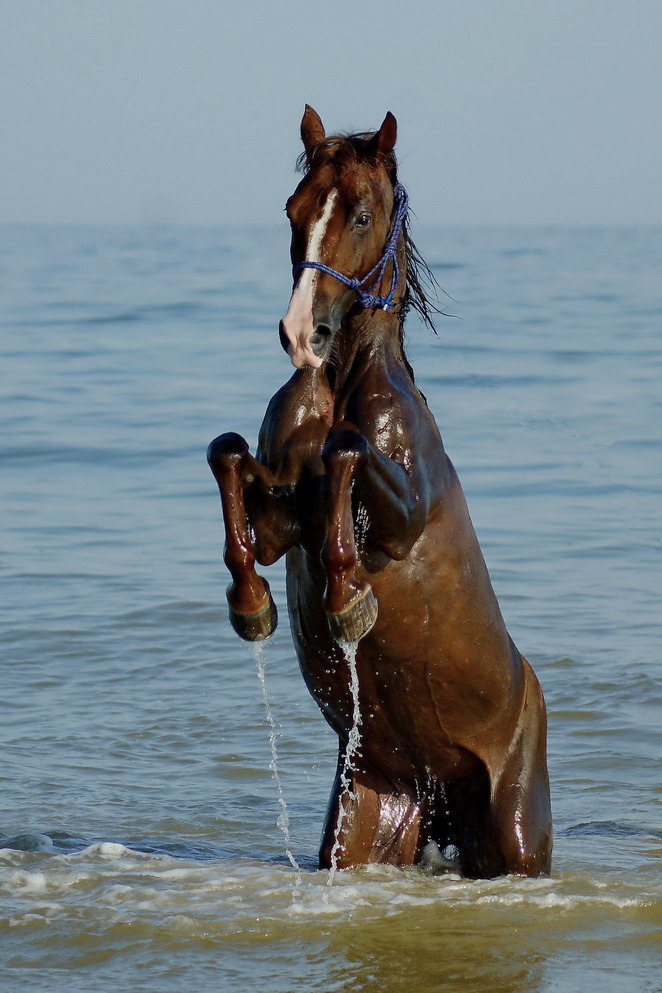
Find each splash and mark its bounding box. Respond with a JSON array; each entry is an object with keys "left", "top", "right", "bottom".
[
  {"left": 326, "top": 639, "right": 363, "bottom": 887},
  {"left": 251, "top": 641, "right": 301, "bottom": 891}
]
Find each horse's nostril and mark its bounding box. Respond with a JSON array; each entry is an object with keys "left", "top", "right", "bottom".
[
  {"left": 278, "top": 320, "right": 289, "bottom": 353},
  {"left": 311, "top": 325, "right": 332, "bottom": 352}
]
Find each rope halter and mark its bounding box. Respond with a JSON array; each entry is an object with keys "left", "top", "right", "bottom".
[{"left": 292, "top": 183, "right": 408, "bottom": 312}]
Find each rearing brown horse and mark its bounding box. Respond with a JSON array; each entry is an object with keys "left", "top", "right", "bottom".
[{"left": 208, "top": 107, "right": 552, "bottom": 878}]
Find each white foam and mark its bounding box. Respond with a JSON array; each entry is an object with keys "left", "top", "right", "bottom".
[
  {"left": 1, "top": 848, "right": 654, "bottom": 941},
  {"left": 8, "top": 870, "right": 48, "bottom": 893},
  {"left": 85, "top": 842, "right": 132, "bottom": 858}
]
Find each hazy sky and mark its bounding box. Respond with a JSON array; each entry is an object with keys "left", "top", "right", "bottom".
[{"left": 2, "top": 0, "right": 661, "bottom": 225}]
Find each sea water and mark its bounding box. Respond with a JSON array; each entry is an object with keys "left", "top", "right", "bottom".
[{"left": 1, "top": 223, "right": 660, "bottom": 992}]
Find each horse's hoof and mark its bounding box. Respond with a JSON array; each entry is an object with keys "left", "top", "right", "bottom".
[
  {"left": 227, "top": 588, "right": 278, "bottom": 641},
  {"left": 326, "top": 586, "right": 378, "bottom": 643}
]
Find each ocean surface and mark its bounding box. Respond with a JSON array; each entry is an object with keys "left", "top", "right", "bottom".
[{"left": 1, "top": 222, "right": 660, "bottom": 992}]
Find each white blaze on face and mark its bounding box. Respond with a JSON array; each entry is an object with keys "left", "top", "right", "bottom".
[{"left": 281, "top": 190, "right": 338, "bottom": 369}]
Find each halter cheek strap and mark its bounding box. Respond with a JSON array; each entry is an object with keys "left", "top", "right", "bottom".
[{"left": 292, "top": 183, "right": 408, "bottom": 312}]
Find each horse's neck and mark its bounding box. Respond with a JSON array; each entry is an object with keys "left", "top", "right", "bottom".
[
  {"left": 332, "top": 236, "right": 409, "bottom": 380},
  {"left": 331, "top": 311, "right": 407, "bottom": 385},
  {"left": 327, "top": 319, "right": 418, "bottom": 425}
]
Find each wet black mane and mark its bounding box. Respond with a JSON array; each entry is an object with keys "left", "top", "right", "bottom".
[{"left": 296, "top": 132, "right": 442, "bottom": 333}]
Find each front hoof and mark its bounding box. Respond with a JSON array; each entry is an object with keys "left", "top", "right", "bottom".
[
  {"left": 227, "top": 588, "right": 278, "bottom": 641},
  {"left": 326, "top": 586, "right": 377, "bottom": 643}
]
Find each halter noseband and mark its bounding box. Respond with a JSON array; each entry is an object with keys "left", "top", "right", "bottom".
[{"left": 292, "top": 183, "right": 408, "bottom": 312}]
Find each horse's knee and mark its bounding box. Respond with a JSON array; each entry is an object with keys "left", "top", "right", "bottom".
[{"left": 207, "top": 432, "right": 249, "bottom": 474}]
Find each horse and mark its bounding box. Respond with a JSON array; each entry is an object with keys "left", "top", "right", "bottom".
[{"left": 207, "top": 106, "right": 552, "bottom": 878}]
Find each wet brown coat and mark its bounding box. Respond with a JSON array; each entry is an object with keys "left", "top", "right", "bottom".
[{"left": 208, "top": 108, "right": 552, "bottom": 877}]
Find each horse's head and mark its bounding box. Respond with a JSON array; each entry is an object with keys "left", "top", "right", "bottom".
[{"left": 279, "top": 106, "right": 402, "bottom": 369}]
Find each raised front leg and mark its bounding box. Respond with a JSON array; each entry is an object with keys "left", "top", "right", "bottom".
[
  {"left": 207, "top": 433, "right": 278, "bottom": 641},
  {"left": 321, "top": 421, "right": 432, "bottom": 641},
  {"left": 322, "top": 429, "right": 378, "bottom": 642}
]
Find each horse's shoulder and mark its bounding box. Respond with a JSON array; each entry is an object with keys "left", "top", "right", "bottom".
[{"left": 354, "top": 373, "right": 439, "bottom": 448}]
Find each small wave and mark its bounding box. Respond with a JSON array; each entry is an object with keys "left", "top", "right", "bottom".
[
  {"left": 562, "top": 821, "right": 662, "bottom": 840},
  {"left": 2, "top": 843, "right": 657, "bottom": 927},
  {"left": 283, "top": 864, "right": 656, "bottom": 920},
  {"left": 6, "top": 301, "right": 214, "bottom": 330},
  {"left": 0, "top": 833, "right": 56, "bottom": 854}
]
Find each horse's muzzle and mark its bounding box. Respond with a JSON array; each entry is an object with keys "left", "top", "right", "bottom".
[{"left": 278, "top": 319, "right": 334, "bottom": 367}]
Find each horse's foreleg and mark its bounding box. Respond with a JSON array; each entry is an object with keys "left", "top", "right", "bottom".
[
  {"left": 207, "top": 433, "right": 278, "bottom": 641},
  {"left": 321, "top": 422, "right": 428, "bottom": 641},
  {"left": 321, "top": 429, "right": 378, "bottom": 642}
]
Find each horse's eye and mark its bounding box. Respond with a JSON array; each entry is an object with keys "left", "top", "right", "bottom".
[{"left": 355, "top": 212, "right": 372, "bottom": 229}]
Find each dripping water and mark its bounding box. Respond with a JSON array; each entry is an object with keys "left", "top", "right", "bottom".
[
  {"left": 326, "top": 638, "right": 363, "bottom": 887},
  {"left": 250, "top": 641, "right": 301, "bottom": 890},
  {"left": 436, "top": 780, "right": 460, "bottom": 865},
  {"left": 419, "top": 774, "right": 461, "bottom": 873},
  {"left": 353, "top": 499, "right": 369, "bottom": 556}
]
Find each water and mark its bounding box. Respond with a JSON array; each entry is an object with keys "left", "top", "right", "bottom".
[
  {"left": 251, "top": 641, "right": 300, "bottom": 883},
  {"left": 1, "top": 222, "right": 660, "bottom": 991},
  {"left": 327, "top": 641, "right": 362, "bottom": 886}
]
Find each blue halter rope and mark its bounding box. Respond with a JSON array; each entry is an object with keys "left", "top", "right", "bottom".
[{"left": 292, "top": 183, "right": 408, "bottom": 312}]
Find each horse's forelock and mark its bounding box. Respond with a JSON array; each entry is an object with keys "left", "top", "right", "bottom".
[{"left": 296, "top": 132, "right": 397, "bottom": 178}]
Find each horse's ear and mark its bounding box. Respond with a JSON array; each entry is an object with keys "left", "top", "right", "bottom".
[
  {"left": 375, "top": 111, "right": 397, "bottom": 160},
  {"left": 301, "top": 105, "right": 326, "bottom": 155}
]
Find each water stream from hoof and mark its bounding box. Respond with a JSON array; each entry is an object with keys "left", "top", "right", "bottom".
[
  {"left": 326, "top": 639, "right": 362, "bottom": 887},
  {"left": 251, "top": 641, "right": 301, "bottom": 890}
]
